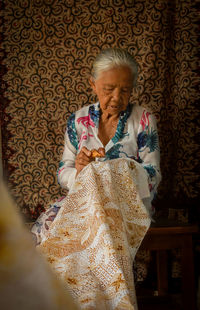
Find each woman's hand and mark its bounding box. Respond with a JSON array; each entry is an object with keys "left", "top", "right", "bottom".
[{"left": 75, "top": 147, "right": 105, "bottom": 176}]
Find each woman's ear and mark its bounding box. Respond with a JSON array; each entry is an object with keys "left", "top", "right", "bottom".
[{"left": 89, "top": 77, "right": 97, "bottom": 94}]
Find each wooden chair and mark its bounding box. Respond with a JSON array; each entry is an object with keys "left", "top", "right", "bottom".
[{"left": 139, "top": 223, "right": 199, "bottom": 310}]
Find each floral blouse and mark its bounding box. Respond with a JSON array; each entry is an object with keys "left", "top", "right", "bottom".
[{"left": 57, "top": 102, "right": 161, "bottom": 202}]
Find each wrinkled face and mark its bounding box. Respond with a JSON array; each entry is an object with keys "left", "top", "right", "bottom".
[{"left": 90, "top": 66, "right": 134, "bottom": 116}]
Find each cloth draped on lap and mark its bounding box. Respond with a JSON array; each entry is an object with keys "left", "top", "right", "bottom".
[{"left": 33, "top": 158, "right": 151, "bottom": 310}]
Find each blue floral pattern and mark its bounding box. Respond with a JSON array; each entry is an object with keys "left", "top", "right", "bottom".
[
  {"left": 67, "top": 113, "right": 78, "bottom": 150},
  {"left": 58, "top": 161, "right": 65, "bottom": 168},
  {"left": 143, "top": 164, "right": 156, "bottom": 180},
  {"left": 112, "top": 104, "right": 132, "bottom": 144},
  {"left": 31, "top": 203, "right": 61, "bottom": 245},
  {"left": 105, "top": 144, "right": 129, "bottom": 160},
  {"left": 89, "top": 104, "right": 100, "bottom": 126},
  {"left": 138, "top": 128, "right": 159, "bottom": 153}
]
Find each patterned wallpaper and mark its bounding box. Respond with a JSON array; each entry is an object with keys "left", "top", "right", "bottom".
[
  {"left": 0, "top": 127, "right": 3, "bottom": 178},
  {"left": 0, "top": 0, "right": 199, "bottom": 220}
]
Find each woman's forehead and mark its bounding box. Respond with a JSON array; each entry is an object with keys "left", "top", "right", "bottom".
[
  {"left": 96, "top": 67, "right": 133, "bottom": 87},
  {"left": 97, "top": 66, "right": 134, "bottom": 86}
]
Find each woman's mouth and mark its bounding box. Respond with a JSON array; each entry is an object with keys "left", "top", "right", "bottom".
[{"left": 110, "top": 105, "right": 119, "bottom": 109}]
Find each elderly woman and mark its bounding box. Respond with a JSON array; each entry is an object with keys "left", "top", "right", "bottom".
[
  {"left": 58, "top": 49, "right": 160, "bottom": 199},
  {"left": 32, "top": 48, "right": 161, "bottom": 310}
]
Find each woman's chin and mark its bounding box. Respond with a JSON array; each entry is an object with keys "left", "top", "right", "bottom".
[
  {"left": 101, "top": 106, "right": 125, "bottom": 118},
  {"left": 108, "top": 106, "right": 124, "bottom": 115}
]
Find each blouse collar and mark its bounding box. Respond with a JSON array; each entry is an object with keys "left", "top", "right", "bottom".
[{"left": 89, "top": 102, "right": 133, "bottom": 144}]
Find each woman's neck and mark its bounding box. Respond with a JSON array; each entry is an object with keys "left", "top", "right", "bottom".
[
  {"left": 100, "top": 111, "right": 119, "bottom": 123},
  {"left": 98, "top": 113, "right": 119, "bottom": 146}
]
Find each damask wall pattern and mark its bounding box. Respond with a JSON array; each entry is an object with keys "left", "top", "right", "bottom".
[{"left": 0, "top": 0, "right": 199, "bottom": 220}]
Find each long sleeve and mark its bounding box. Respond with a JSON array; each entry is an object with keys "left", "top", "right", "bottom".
[
  {"left": 57, "top": 114, "right": 78, "bottom": 190},
  {"left": 137, "top": 110, "right": 161, "bottom": 202}
]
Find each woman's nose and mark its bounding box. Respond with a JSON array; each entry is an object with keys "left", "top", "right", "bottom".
[{"left": 112, "top": 88, "right": 121, "bottom": 101}]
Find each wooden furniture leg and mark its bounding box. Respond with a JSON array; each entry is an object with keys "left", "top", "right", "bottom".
[
  {"left": 181, "top": 235, "right": 197, "bottom": 310},
  {"left": 157, "top": 250, "right": 168, "bottom": 296}
]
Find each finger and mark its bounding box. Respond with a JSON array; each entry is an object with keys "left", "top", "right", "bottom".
[
  {"left": 81, "top": 147, "right": 91, "bottom": 157},
  {"left": 77, "top": 152, "right": 92, "bottom": 163},
  {"left": 98, "top": 147, "right": 105, "bottom": 156},
  {"left": 76, "top": 157, "right": 91, "bottom": 166},
  {"left": 75, "top": 155, "right": 93, "bottom": 174},
  {"left": 75, "top": 164, "right": 86, "bottom": 176}
]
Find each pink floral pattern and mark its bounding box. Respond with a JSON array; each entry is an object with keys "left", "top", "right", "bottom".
[
  {"left": 140, "top": 111, "right": 150, "bottom": 131},
  {"left": 78, "top": 131, "right": 87, "bottom": 149},
  {"left": 77, "top": 115, "right": 95, "bottom": 128}
]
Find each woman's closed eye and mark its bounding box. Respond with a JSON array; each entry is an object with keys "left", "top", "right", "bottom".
[
  {"left": 121, "top": 87, "right": 131, "bottom": 94},
  {"left": 103, "top": 87, "right": 114, "bottom": 93},
  {"left": 103, "top": 87, "right": 130, "bottom": 94}
]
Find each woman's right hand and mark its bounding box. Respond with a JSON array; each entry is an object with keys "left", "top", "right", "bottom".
[{"left": 75, "top": 147, "right": 105, "bottom": 176}]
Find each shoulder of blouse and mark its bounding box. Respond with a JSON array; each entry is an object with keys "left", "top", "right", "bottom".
[
  {"left": 130, "top": 104, "right": 156, "bottom": 123},
  {"left": 71, "top": 102, "right": 100, "bottom": 131},
  {"left": 66, "top": 103, "right": 97, "bottom": 131},
  {"left": 65, "top": 103, "right": 99, "bottom": 149},
  {"left": 128, "top": 104, "right": 157, "bottom": 136},
  {"left": 130, "top": 104, "right": 153, "bottom": 116},
  {"left": 72, "top": 102, "right": 98, "bottom": 119}
]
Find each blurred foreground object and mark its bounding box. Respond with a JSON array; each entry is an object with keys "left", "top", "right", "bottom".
[{"left": 0, "top": 181, "right": 79, "bottom": 310}]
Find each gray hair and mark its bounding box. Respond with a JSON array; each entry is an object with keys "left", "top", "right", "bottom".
[{"left": 91, "top": 48, "right": 138, "bottom": 87}]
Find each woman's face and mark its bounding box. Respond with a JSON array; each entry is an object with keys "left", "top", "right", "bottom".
[{"left": 90, "top": 66, "right": 134, "bottom": 117}]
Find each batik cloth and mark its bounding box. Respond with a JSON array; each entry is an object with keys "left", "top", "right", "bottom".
[{"left": 32, "top": 158, "right": 151, "bottom": 309}]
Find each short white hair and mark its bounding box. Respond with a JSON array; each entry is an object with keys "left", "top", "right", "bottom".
[{"left": 91, "top": 48, "right": 138, "bottom": 87}]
